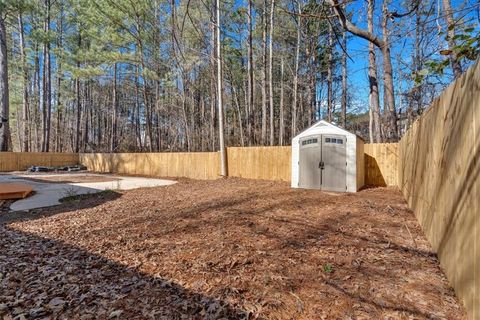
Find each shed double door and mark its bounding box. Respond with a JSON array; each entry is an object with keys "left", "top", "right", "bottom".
[{"left": 299, "top": 134, "right": 347, "bottom": 191}]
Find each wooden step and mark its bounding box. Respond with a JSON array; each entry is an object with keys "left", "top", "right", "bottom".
[{"left": 0, "top": 183, "right": 33, "bottom": 200}]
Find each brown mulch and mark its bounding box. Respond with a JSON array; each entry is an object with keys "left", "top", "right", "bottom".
[
  {"left": 0, "top": 178, "right": 465, "bottom": 319},
  {"left": 0, "top": 200, "right": 13, "bottom": 213}
]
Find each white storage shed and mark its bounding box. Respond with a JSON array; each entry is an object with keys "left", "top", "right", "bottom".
[{"left": 291, "top": 120, "right": 364, "bottom": 192}]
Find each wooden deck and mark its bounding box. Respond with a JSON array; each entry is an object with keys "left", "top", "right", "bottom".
[{"left": 0, "top": 183, "right": 33, "bottom": 200}]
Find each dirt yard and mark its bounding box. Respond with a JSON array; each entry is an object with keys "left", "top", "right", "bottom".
[{"left": 0, "top": 178, "right": 465, "bottom": 319}]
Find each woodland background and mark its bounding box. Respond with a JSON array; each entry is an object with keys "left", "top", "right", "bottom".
[{"left": 0, "top": 0, "right": 478, "bottom": 153}]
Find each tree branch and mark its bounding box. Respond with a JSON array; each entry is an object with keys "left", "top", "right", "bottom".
[
  {"left": 325, "top": 0, "right": 385, "bottom": 49},
  {"left": 389, "top": 0, "right": 420, "bottom": 18}
]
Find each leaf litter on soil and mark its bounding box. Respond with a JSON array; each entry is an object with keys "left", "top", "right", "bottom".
[{"left": 0, "top": 178, "right": 466, "bottom": 319}]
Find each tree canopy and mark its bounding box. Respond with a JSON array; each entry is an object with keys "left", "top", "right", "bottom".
[{"left": 0, "top": 0, "right": 478, "bottom": 151}]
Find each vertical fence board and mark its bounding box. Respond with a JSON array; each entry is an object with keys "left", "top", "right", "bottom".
[
  {"left": 79, "top": 152, "right": 221, "bottom": 180},
  {"left": 364, "top": 143, "right": 398, "bottom": 186},
  {"left": 398, "top": 60, "right": 479, "bottom": 319},
  {"left": 0, "top": 152, "right": 79, "bottom": 171},
  {"left": 3, "top": 145, "right": 398, "bottom": 188},
  {"left": 226, "top": 146, "right": 292, "bottom": 182},
  {"left": 0, "top": 144, "right": 401, "bottom": 187}
]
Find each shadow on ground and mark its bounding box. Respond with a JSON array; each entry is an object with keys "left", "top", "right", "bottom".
[
  {"left": 0, "top": 178, "right": 466, "bottom": 319},
  {"left": 0, "top": 225, "right": 247, "bottom": 319},
  {"left": 0, "top": 190, "right": 122, "bottom": 224}
]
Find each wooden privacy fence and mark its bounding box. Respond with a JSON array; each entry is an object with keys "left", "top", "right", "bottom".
[
  {"left": 226, "top": 145, "right": 397, "bottom": 185},
  {"left": 227, "top": 146, "right": 292, "bottom": 181},
  {"left": 1, "top": 147, "right": 397, "bottom": 186},
  {"left": 0, "top": 152, "right": 79, "bottom": 171},
  {"left": 80, "top": 148, "right": 291, "bottom": 181},
  {"left": 3, "top": 66, "right": 479, "bottom": 318},
  {"left": 80, "top": 152, "right": 220, "bottom": 180},
  {"left": 398, "top": 61, "right": 479, "bottom": 319},
  {"left": 364, "top": 143, "right": 398, "bottom": 187},
  {"left": 79, "top": 144, "right": 397, "bottom": 185}
]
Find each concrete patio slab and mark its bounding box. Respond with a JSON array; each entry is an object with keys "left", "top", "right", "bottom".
[{"left": 0, "top": 173, "right": 176, "bottom": 211}]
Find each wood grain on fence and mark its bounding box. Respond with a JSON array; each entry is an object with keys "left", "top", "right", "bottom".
[
  {"left": 398, "top": 60, "right": 479, "bottom": 319},
  {"left": 227, "top": 146, "right": 292, "bottom": 181},
  {"left": 80, "top": 152, "right": 220, "bottom": 180},
  {"left": 80, "top": 145, "right": 397, "bottom": 186},
  {"left": 81, "top": 148, "right": 292, "bottom": 181},
  {"left": 0, "top": 152, "right": 79, "bottom": 171},
  {"left": 364, "top": 143, "right": 398, "bottom": 187},
  {"left": 4, "top": 145, "right": 398, "bottom": 188}
]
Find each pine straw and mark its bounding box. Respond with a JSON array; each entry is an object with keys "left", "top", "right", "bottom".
[{"left": 0, "top": 178, "right": 465, "bottom": 319}]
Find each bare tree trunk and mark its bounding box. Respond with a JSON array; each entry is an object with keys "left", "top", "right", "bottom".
[
  {"left": 0, "top": 13, "right": 9, "bottom": 151},
  {"left": 55, "top": 102, "right": 61, "bottom": 152},
  {"left": 42, "top": 0, "right": 52, "bottom": 152},
  {"left": 110, "top": 63, "right": 117, "bottom": 152},
  {"left": 307, "top": 85, "right": 314, "bottom": 127},
  {"left": 82, "top": 81, "right": 89, "bottom": 151},
  {"left": 139, "top": 51, "right": 153, "bottom": 152},
  {"left": 33, "top": 43, "right": 41, "bottom": 151},
  {"left": 327, "top": 21, "right": 334, "bottom": 122},
  {"left": 75, "top": 81, "right": 82, "bottom": 153},
  {"left": 368, "top": 0, "right": 381, "bottom": 143},
  {"left": 75, "top": 31, "right": 81, "bottom": 153},
  {"left": 381, "top": 0, "right": 398, "bottom": 141},
  {"left": 134, "top": 66, "right": 142, "bottom": 150},
  {"left": 18, "top": 12, "right": 29, "bottom": 152},
  {"left": 232, "top": 84, "right": 244, "bottom": 147},
  {"left": 215, "top": 0, "right": 227, "bottom": 176},
  {"left": 181, "top": 75, "right": 191, "bottom": 151},
  {"left": 341, "top": 24, "right": 347, "bottom": 128},
  {"left": 55, "top": 7, "right": 64, "bottom": 152},
  {"left": 261, "top": 0, "right": 267, "bottom": 145},
  {"left": 279, "top": 58, "right": 284, "bottom": 146},
  {"left": 247, "top": 0, "right": 254, "bottom": 146},
  {"left": 299, "top": 93, "right": 304, "bottom": 128},
  {"left": 291, "top": 1, "right": 301, "bottom": 137},
  {"left": 369, "top": 106, "right": 374, "bottom": 143},
  {"left": 409, "top": 2, "right": 422, "bottom": 128},
  {"left": 144, "top": 86, "right": 153, "bottom": 152},
  {"left": 310, "top": 46, "right": 317, "bottom": 125},
  {"left": 210, "top": 15, "right": 216, "bottom": 151},
  {"left": 442, "top": 0, "right": 462, "bottom": 78},
  {"left": 243, "top": 78, "right": 251, "bottom": 144},
  {"left": 268, "top": 0, "right": 275, "bottom": 145},
  {"left": 14, "top": 106, "right": 20, "bottom": 151}
]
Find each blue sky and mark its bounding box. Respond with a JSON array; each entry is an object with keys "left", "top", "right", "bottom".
[
  {"left": 26, "top": 0, "right": 479, "bottom": 117},
  {"left": 341, "top": 0, "right": 480, "bottom": 113}
]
